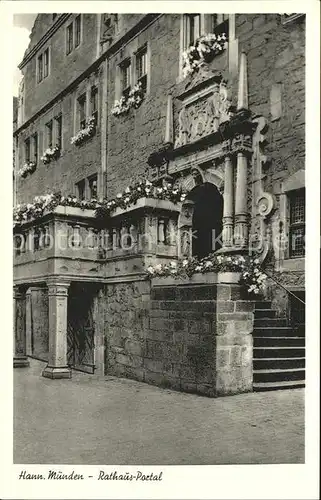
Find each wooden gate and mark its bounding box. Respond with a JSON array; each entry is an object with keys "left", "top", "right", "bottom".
[{"left": 67, "top": 284, "right": 95, "bottom": 374}]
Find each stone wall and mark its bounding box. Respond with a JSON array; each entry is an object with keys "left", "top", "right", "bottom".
[
  {"left": 103, "top": 279, "right": 254, "bottom": 397},
  {"left": 22, "top": 14, "right": 99, "bottom": 121},
  {"left": 16, "top": 71, "right": 102, "bottom": 203},
  {"left": 106, "top": 14, "right": 181, "bottom": 198}
]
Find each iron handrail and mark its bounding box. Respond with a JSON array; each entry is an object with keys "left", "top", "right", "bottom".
[{"left": 263, "top": 269, "right": 306, "bottom": 306}]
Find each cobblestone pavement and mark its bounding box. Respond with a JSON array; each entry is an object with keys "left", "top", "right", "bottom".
[{"left": 14, "top": 359, "right": 304, "bottom": 465}]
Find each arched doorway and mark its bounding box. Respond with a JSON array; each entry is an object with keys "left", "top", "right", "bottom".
[{"left": 188, "top": 183, "right": 223, "bottom": 259}]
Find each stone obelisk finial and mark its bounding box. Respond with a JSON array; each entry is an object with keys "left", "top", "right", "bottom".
[{"left": 237, "top": 52, "right": 248, "bottom": 111}]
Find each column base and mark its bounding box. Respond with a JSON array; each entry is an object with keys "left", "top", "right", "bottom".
[
  {"left": 13, "top": 355, "right": 30, "bottom": 368},
  {"left": 42, "top": 365, "right": 72, "bottom": 379}
]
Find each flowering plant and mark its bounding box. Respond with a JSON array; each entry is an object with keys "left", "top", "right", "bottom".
[
  {"left": 40, "top": 145, "right": 60, "bottom": 164},
  {"left": 13, "top": 179, "right": 186, "bottom": 226},
  {"left": 18, "top": 161, "right": 36, "bottom": 179},
  {"left": 71, "top": 115, "right": 97, "bottom": 145},
  {"left": 13, "top": 192, "right": 101, "bottom": 227},
  {"left": 111, "top": 82, "right": 145, "bottom": 117},
  {"left": 95, "top": 179, "right": 186, "bottom": 219},
  {"left": 146, "top": 254, "right": 267, "bottom": 295},
  {"left": 182, "top": 33, "right": 228, "bottom": 78}
]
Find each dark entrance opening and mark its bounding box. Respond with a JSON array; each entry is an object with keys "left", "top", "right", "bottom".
[
  {"left": 67, "top": 283, "right": 96, "bottom": 373},
  {"left": 190, "top": 183, "right": 223, "bottom": 259}
]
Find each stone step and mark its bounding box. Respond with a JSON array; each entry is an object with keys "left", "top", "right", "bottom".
[
  {"left": 254, "top": 309, "right": 277, "bottom": 319},
  {"left": 253, "top": 346, "right": 305, "bottom": 358},
  {"left": 253, "top": 367, "right": 305, "bottom": 383},
  {"left": 254, "top": 318, "right": 288, "bottom": 327},
  {"left": 253, "top": 380, "right": 305, "bottom": 391},
  {"left": 253, "top": 326, "right": 303, "bottom": 337},
  {"left": 253, "top": 357, "right": 305, "bottom": 370},
  {"left": 254, "top": 301, "right": 272, "bottom": 309},
  {"left": 254, "top": 336, "right": 305, "bottom": 347}
]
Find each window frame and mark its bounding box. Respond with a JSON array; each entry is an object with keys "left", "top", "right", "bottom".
[
  {"left": 66, "top": 15, "right": 82, "bottom": 55},
  {"left": 77, "top": 93, "right": 87, "bottom": 129},
  {"left": 37, "top": 53, "right": 43, "bottom": 83},
  {"left": 31, "top": 133, "right": 38, "bottom": 164},
  {"left": 43, "top": 48, "right": 50, "bottom": 79},
  {"left": 90, "top": 86, "right": 99, "bottom": 121},
  {"left": 54, "top": 114, "right": 63, "bottom": 150},
  {"left": 288, "top": 188, "right": 305, "bottom": 258},
  {"left": 24, "top": 137, "right": 30, "bottom": 163},
  {"left": 76, "top": 179, "right": 86, "bottom": 201},
  {"left": 75, "top": 15, "right": 81, "bottom": 48},
  {"left": 88, "top": 174, "right": 98, "bottom": 200},
  {"left": 45, "top": 120, "right": 53, "bottom": 149},
  {"left": 135, "top": 44, "right": 148, "bottom": 93},
  {"left": 120, "top": 58, "right": 132, "bottom": 97},
  {"left": 66, "top": 22, "right": 74, "bottom": 55}
]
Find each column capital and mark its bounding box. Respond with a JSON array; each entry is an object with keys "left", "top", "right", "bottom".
[
  {"left": 13, "top": 285, "right": 24, "bottom": 300},
  {"left": 46, "top": 279, "right": 71, "bottom": 297},
  {"left": 231, "top": 133, "right": 253, "bottom": 156}
]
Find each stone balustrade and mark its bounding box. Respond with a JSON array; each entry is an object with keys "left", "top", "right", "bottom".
[{"left": 13, "top": 199, "right": 181, "bottom": 282}]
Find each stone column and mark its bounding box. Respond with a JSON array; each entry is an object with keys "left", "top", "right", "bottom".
[
  {"left": 222, "top": 154, "right": 234, "bottom": 248},
  {"left": 42, "top": 280, "right": 71, "bottom": 379},
  {"left": 13, "top": 286, "right": 29, "bottom": 368},
  {"left": 233, "top": 135, "right": 252, "bottom": 248},
  {"left": 25, "top": 287, "right": 33, "bottom": 356}
]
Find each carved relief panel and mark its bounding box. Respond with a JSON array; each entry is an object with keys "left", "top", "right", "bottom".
[{"left": 175, "top": 80, "right": 233, "bottom": 148}]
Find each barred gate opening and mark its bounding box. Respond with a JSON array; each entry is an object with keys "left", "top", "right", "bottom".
[{"left": 67, "top": 283, "right": 96, "bottom": 374}]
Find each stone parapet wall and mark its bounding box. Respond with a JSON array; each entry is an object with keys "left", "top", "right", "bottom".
[{"left": 104, "top": 279, "right": 254, "bottom": 397}]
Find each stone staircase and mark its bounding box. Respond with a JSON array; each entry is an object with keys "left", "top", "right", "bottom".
[{"left": 253, "top": 300, "right": 305, "bottom": 391}]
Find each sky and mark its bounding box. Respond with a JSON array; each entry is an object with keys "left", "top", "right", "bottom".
[{"left": 13, "top": 14, "right": 37, "bottom": 96}]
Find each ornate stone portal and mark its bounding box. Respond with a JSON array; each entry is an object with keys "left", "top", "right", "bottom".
[{"left": 148, "top": 52, "right": 269, "bottom": 257}]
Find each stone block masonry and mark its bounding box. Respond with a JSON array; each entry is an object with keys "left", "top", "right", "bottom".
[{"left": 104, "top": 280, "right": 254, "bottom": 397}]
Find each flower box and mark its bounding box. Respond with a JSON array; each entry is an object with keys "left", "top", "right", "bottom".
[
  {"left": 71, "top": 115, "right": 97, "bottom": 146},
  {"left": 111, "top": 81, "right": 145, "bottom": 117},
  {"left": 111, "top": 197, "right": 181, "bottom": 218},
  {"left": 41, "top": 146, "right": 60, "bottom": 164},
  {"left": 182, "top": 32, "right": 228, "bottom": 78}
]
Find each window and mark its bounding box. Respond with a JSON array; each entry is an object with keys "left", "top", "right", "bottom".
[
  {"left": 120, "top": 59, "right": 131, "bottom": 96},
  {"left": 24, "top": 138, "right": 30, "bottom": 162},
  {"left": 37, "top": 54, "right": 43, "bottom": 83},
  {"left": 78, "top": 94, "right": 87, "bottom": 129},
  {"left": 44, "top": 48, "right": 50, "bottom": 78},
  {"left": 45, "top": 120, "right": 53, "bottom": 148},
  {"left": 76, "top": 179, "right": 86, "bottom": 200},
  {"left": 89, "top": 175, "right": 98, "bottom": 199},
  {"left": 289, "top": 189, "right": 305, "bottom": 257},
  {"left": 32, "top": 133, "right": 38, "bottom": 164},
  {"left": 90, "top": 86, "right": 98, "bottom": 121},
  {"left": 55, "top": 115, "right": 62, "bottom": 149},
  {"left": 210, "top": 14, "right": 229, "bottom": 37},
  {"left": 66, "top": 15, "right": 82, "bottom": 54},
  {"left": 66, "top": 23, "right": 73, "bottom": 54},
  {"left": 37, "top": 48, "right": 50, "bottom": 82},
  {"left": 186, "top": 14, "right": 201, "bottom": 45},
  {"left": 75, "top": 15, "right": 81, "bottom": 47},
  {"left": 136, "top": 46, "right": 148, "bottom": 92}
]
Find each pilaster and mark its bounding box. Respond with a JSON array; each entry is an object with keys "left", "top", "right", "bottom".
[
  {"left": 42, "top": 279, "right": 71, "bottom": 379},
  {"left": 13, "top": 287, "right": 29, "bottom": 368}
]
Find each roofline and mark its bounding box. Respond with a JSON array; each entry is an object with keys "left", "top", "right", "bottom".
[
  {"left": 14, "top": 14, "right": 161, "bottom": 137},
  {"left": 18, "top": 14, "right": 72, "bottom": 70}
]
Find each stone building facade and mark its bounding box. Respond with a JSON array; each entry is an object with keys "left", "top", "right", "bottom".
[{"left": 13, "top": 13, "right": 305, "bottom": 395}]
